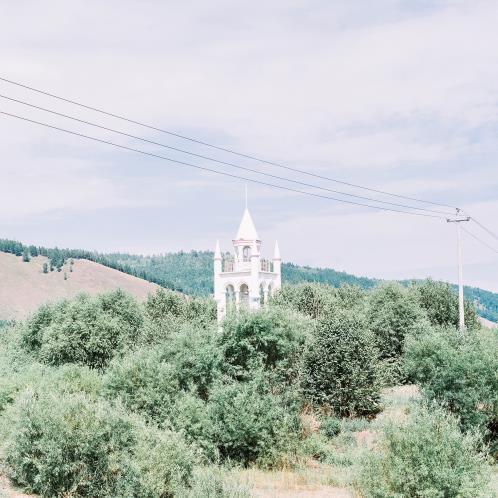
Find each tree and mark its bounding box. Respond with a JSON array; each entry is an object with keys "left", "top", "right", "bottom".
[
  {"left": 413, "top": 279, "right": 480, "bottom": 330},
  {"left": 42, "top": 262, "right": 48, "bottom": 274},
  {"left": 301, "top": 308, "right": 381, "bottom": 417},
  {"left": 22, "top": 247, "right": 30, "bottom": 263},
  {"left": 367, "top": 282, "right": 429, "bottom": 360}
]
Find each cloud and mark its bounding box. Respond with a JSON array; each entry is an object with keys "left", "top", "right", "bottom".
[{"left": 0, "top": 0, "right": 497, "bottom": 290}]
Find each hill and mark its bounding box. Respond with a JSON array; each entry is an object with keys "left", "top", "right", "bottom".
[
  {"left": 0, "top": 252, "right": 159, "bottom": 320},
  {"left": 1, "top": 238, "right": 497, "bottom": 322}
]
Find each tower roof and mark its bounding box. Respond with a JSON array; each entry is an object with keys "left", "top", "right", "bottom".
[{"left": 235, "top": 208, "right": 260, "bottom": 241}]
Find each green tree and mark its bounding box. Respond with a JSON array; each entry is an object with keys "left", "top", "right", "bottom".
[
  {"left": 404, "top": 326, "right": 498, "bottom": 454},
  {"left": 22, "top": 247, "right": 30, "bottom": 263},
  {"left": 42, "top": 262, "right": 48, "bottom": 274},
  {"left": 221, "top": 307, "right": 312, "bottom": 383},
  {"left": 367, "top": 282, "right": 429, "bottom": 360},
  {"left": 413, "top": 279, "right": 480, "bottom": 330},
  {"left": 301, "top": 308, "right": 381, "bottom": 416}
]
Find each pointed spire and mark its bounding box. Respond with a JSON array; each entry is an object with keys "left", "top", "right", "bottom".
[
  {"left": 273, "top": 240, "right": 281, "bottom": 260},
  {"left": 214, "top": 240, "right": 221, "bottom": 260},
  {"left": 235, "top": 208, "right": 260, "bottom": 241}
]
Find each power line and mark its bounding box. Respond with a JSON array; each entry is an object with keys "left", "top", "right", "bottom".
[
  {"left": 461, "top": 226, "right": 498, "bottom": 255},
  {"left": 0, "top": 75, "right": 458, "bottom": 211},
  {"left": 0, "top": 110, "right": 450, "bottom": 220},
  {"left": 0, "top": 93, "right": 455, "bottom": 217},
  {"left": 468, "top": 217, "right": 498, "bottom": 242}
]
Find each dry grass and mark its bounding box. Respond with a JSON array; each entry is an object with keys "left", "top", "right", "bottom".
[{"left": 0, "top": 253, "right": 159, "bottom": 320}]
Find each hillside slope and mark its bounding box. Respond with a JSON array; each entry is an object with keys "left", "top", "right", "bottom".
[
  {"left": 0, "top": 253, "right": 159, "bottom": 320},
  {"left": 1, "top": 238, "right": 497, "bottom": 323}
]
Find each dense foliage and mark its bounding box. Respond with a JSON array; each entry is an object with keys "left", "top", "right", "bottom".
[
  {"left": 0, "top": 278, "right": 495, "bottom": 497},
  {"left": 301, "top": 308, "right": 381, "bottom": 417},
  {"left": 359, "top": 404, "right": 492, "bottom": 498},
  {"left": 21, "top": 290, "right": 143, "bottom": 369},
  {"left": 405, "top": 326, "right": 498, "bottom": 456}
]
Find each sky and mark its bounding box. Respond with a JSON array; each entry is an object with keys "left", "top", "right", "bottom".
[{"left": 1, "top": 0, "right": 498, "bottom": 292}]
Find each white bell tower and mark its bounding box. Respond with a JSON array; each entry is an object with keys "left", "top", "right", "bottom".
[{"left": 213, "top": 205, "right": 281, "bottom": 322}]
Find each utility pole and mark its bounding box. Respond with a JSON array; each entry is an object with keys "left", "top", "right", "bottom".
[{"left": 447, "top": 210, "right": 470, "bottom": 332}]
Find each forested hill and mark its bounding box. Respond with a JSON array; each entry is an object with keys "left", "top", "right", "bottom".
[{"left": 1, "top": 238, "right": 497, "bottom": 322}]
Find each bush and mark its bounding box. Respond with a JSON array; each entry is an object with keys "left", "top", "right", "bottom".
[
  {"left": 320, "top": 416, "right": 341, "bottom": 438},
  {"left": 412, "top": 279, "right": 480, "bottom": 330},
  {"left": 3, "top": 391, "right": 138, "bottom": 497},
  {"left": 132, "top": 422, "right": 196, "bottom": 498},
  {"left": 221, "top": 307, "right": 312, "bottom": 382},
  {"left": 404, "top": 327, "right": 498, "bottom": 454},
  {"left": 206, "top": 373, "right": 299, "bottom": 466},
  {"left": 170, "top": 391, "right": 218, "bottom": 461},
  {"left": 145, "top": 288, "right": 216, "bottom": 328},
  {"left": 270, "top": 282, "right": 337, "bottom": 319},
  {"left": 2, "top": 390, "right": 194, "bottom": 498},
  {"left": 367, "top": 282, "right": 429, "bottom": 361},
  {"left": 21, "top": 290, "right": 143, "bottom": 369},
  {"left": 301, "top": 308, "right": 381, "bottom": 417},
  {"left": 103, "top": 348, "right": 180, "bottom": 423},
  {"left": 163, "top": 325, "right": 223, "bottom": 399},
  {"left": 359, "top": 404, "right": 492, "bottom": 498}
]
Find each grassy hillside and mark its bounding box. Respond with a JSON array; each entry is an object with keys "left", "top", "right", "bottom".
[
  {"left": 0, "top": 252, "right": 159, "bottom": 320},
  {"left": 1, "top": 238, "right": 497, "bottom": 322}
]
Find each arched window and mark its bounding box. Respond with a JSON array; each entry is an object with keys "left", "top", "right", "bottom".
[
  {"left": 240, "top": 283, "right": 249, "bottom": 307},
  {"left": 226, "top": 285, "right": 235, "bottom": 310},
  {"left": 242, "top": 246, "right": 251, "bottom": 262},
  {"left": 260, "top": 284, "right": 265, "bottom": 305},
  {"left": 267, "top": 284, "right": 272, "bottom": 301}
]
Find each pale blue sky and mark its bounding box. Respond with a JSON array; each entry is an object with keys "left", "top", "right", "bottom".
[{"left": 1, "top": 0, "right": 497, "bottom": 291}]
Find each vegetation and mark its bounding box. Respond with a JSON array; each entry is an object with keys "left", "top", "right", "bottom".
[
  {"left": 359, "top": 404, "right": 492, "bottom": 498},
  {"left": 0, "top": 278, "right": 496, "bottom": 497},
  {"left": 405, "top": 325, "right": 498, "bottom": 456}
]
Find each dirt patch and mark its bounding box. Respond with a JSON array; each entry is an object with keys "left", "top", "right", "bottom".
[
  {"left": 0, "top": 476, "right": 34, "bottom": 498},
  {"left": 252, "top": 487, "right": 352, "bottom": 498}
]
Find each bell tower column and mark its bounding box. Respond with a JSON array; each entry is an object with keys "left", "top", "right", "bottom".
[{"left": 250, "top": 240, "right": 261, "bottom": 310}]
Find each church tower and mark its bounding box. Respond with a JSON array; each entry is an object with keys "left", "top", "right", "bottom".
[{"left": 214, "top": 207, "right": 281, "bottom": 322}]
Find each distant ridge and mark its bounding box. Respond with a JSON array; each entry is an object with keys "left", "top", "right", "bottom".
[{"left": 1, "top": 238, "right": 497, "bottom": 323}]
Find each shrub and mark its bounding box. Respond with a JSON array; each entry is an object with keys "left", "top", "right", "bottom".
[
  {"left": 145, "top": 288, "right": 216, "bottom": 328},
  {"left": 170, "top": 391, "right": 218, "bottom": 461},
  {"left": 320, "top": 416, "right": 341, "bottom": 438},
  {"left": 301, "top": 308, "right": 381, "bottom": 417},
  {"left": 221, "top": 307, "right": 312, "bottom": 382},
  {"left": 367, "top": 282, "right": 429, "bottom": 361},
  {"left": 412, "top": 279, "right": 480, "bottom": 330},
  {"left": 206, "top": 373, "right": 299, "bottom": 466},
  {"left": 404, "top": 327, "right": 498, "bottom": 454},
  {"left": 21, "top": 290, "right": 143, "bottom": 369},
  {"left": 359, "top": 404, "right": 492, "bottom": 498},
  {"left": 140, "top": 291, "right": 216, "bottom": 347},
  {"left": 163, "top": 325, "right": 223, "bottom": 399},
  {"left": 133, "top": 422, "right": 196, "bottom": 498},
  {"left": 3, "top": 391, "right": 138, "bottom": 497},
  {"left": 2, "top": 390, "right": 194, "bottom": 498},
  {"left": 103, "top": 348, "right": 179, "bottom": 422}
]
